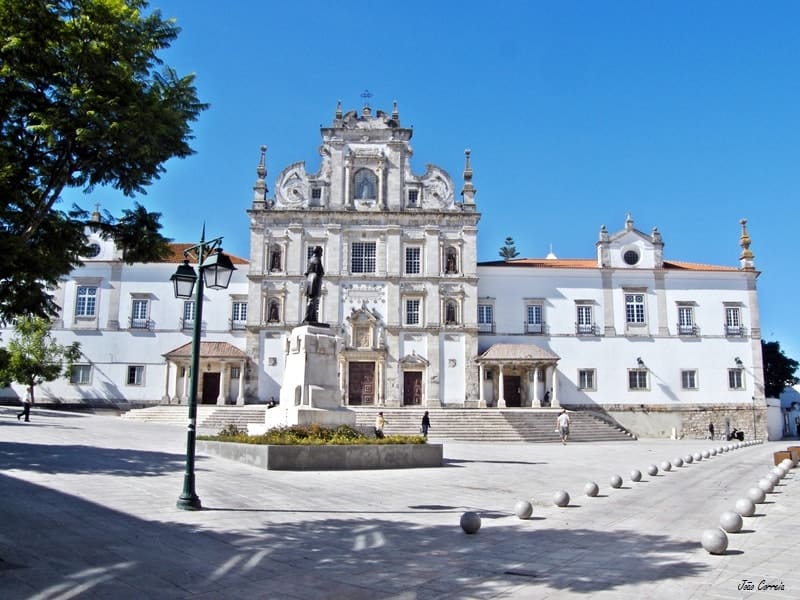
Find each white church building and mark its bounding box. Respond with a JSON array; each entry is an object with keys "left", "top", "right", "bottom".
[{"left": 0, "top": 101, "right": 767, "bottom": 438}]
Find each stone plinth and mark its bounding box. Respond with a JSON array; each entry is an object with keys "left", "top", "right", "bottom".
[{"left": 249, "top": 325, "right": 355, "bottom": 435}]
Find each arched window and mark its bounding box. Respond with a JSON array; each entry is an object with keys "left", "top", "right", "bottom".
[
  {"left": 353, "top": 169, "right": 377, "bottom": 200},
  {"left": 269, "top": 246, "right": 282, "bottom": 272},
  {"left": 267, "top": 299, "right": 281, "bottom": 323},
  {"left": 445, "top": 247, "right": 458, "bottom": 274}
]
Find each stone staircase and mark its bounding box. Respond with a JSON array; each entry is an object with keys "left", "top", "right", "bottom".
[{"left": 120, "top": 405, "right": 635, "bottom": 442}]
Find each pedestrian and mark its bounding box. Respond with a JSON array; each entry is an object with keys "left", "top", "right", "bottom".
[
  {"left": 375, "top": 411, "right": 386, "bottom": 439},
  {"left": 556, "top": 409, "right": 570, "bottom": 445},
  {"left": 420, "top": 411, "right": 431, "bottom": 438},
  {"left": 17, "top": 389, "right": 32, "bottom": 422},
  {"left": 708, "top": 421, "right": 715, "bottom": 440}
]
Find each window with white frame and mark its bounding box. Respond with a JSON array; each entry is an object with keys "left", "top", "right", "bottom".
[
  {"left": 351, "top": 242, "right": 376, "bottom": 273},
  {"left": 681, "top": 369, "right": 698, "bottom": 390},
  {"left": 576, "top": 304, "right": 594, "bottom": 335},
  {"left": 70, "top": 365, "right": 91, "bottom": 384},
  {"left": 231, "top": 301, "right": 247, "bottom": 329},
  {"left": 578, "top": 369, "right": 596, "bottom": 391},
  {"left": 478, "top": 303, "right": 494, "bottom": 332},
  {"left": 625, "top": 293, "right": 646, "bottom": 324},
  {"left": 628, "top": 368, "right": 648, "bottom": 390},
  {"left": 728, "top": 368, "right": 744, "bottom": 390},
  {"left": 405, "top": 298, "right": 421, "bottom": 326},
  {"left": 725, "top": 306, "right": 742, "bottom": 336},
  {"left": 230, "top": 366, "right": 241, "bottom": 379},
  {"left": 75, "top": 286, "right": 98, "bottom": 317},
  {"left": 182, "top": 301, "right": 195, "bottom": 329},
  {"left": 678, "top": 305, "right": 695, "bottom": 335},
  {"left": 405, "top": 246, "right": 421, "bottom": 274},
  {"left": 127, "top": 365, "right": 144, "bottom": 386},
  {"left": 526, "top": 303, "right": 544, "bottom": 334},
  {"left": 407, "top": 189, "right": 419, "bottom": 205},
  {"left": 130, "top": 298, "right": 149, "bottom": 329}
]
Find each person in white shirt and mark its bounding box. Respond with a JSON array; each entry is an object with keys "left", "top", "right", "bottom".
[{"left": 556, "top": 409, "right": 570, "bottom": 445}]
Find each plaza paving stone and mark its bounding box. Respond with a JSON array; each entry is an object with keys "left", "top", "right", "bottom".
[{"left": 0, "top": 406, "right": 797, "bottom": 599}]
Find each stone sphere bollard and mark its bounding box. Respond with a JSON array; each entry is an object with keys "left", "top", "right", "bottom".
[
  {"left": 719, "top": 511, "right": 743, "bottom": 533},
  {"left": 684, "top": 454, "right": 693, "bottom": 464},
  {"left": 693, "top": 452, "right": 702, "bottom": 462},
  {"left": 780, "top": 458, "right": 793, "bottom": 470},
  {"left": 757, "top": 478, "right": 774, "bottom": 494},
  {"left": 460, "top": 511, "right": 482, "bottom": 534},
  {"left": 553, "top": 490, "right": 570, "bottom": 507},
  {"left": 661, "top": 460, "right": 672, "bottom": 472},
  {"left": 735, "top": 497, "right": 756, "bottom": 517},
  {"left": 710, "top": 448, "right": 717, "bottom": 456},
  {"left": 773, "top": 466, "right": 787, "bottom": 478},
  {"left": 702, "top": 450, "right": 710, "bottom": 459},
  {"left": 672, "top": 457, "right": 684, "bottom": 468},
  {"left": 610, "top": 475, "right": 623, "bottom": 488},
  {"left": 630, "top": 469, "right": 642, "bottom": 482},
  {"left": 766, "top": 472, "right": 781, "bottom": 486},
  {"left": 717, "top": 446, "right": 725, "bottom": 454},
  {"left": 748, "top": 487, "right": 767, "bottom": 504},
  {"left": 647, "top": 464, "right": 659, "bottom": 476},
  {"left": 514, "top": 500, "right": 533, "bottom": 520},
  {"left": 584, "top": 481, "right": 599, "bottom": 497},
  {"left": 701, "top": 528, "right": 729, "bottom": 555}
]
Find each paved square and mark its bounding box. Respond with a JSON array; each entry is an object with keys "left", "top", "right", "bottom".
[{"left": 1, "top": 407, "right": 796, "bottom": 599}]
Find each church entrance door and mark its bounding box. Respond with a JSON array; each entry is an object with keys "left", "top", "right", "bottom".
[
  {"left": 504, "top": 375, "right": 521, "bottom": 407},
  {"left": 201, "top": 372, "right": 220, "bottom": 404},
  {"left": 348, "top": 362, "right": 375, "bottom": 405},
  {"left": 403, "top": 372, "right": 423, "bottom": 405}
]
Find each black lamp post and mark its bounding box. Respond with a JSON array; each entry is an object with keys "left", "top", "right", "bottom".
[{"left": 170, "top": 227, "right": 236, "bottom": 510}]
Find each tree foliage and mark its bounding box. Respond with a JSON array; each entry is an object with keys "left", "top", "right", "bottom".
[
  {"left": 762, "top": 340, "right": 799, "bottom": 399},
  {"left": 0, "top": 315, "right": 81, "bottom": 402},
  {"left": 0, "top": 0, "right": 207, "bottom": 321},
  {"left": 499, "top": 236, "right": 520, "bottom": 261}
]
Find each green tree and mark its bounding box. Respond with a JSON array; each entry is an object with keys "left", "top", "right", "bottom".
[
  {"left": 499, "top": 236, "right": 520, "bottom": 261},
  {"left": 761, "top": 340, "right": 799, "bottom": 398},
  {"left": 0, "top": 0, "right": 207, "bottom": 322},
  {"left": 0, "top": 315, "right": 81, "bottom": 403}
]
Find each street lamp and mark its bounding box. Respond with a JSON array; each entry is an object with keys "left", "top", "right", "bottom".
[{"left": 170, "top": 227, "right": 236, "bottom": 510}]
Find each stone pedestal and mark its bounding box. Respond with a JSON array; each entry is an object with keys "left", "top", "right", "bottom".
[{"left": 249, "top": 325, "right": 355, "bottom": 434}]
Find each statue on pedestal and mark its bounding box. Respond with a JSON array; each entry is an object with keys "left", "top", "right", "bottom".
[{"left": 303, "top": 246, "right": 324, "bottom": 325}]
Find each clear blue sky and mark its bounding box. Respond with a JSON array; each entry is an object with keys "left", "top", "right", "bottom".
[{"left": 65, "top": 1, "right": 800, "bottom": 362}]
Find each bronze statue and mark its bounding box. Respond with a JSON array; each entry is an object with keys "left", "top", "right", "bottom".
[{"left": 303, "top": 246, "right": 324, "bottom": 324}]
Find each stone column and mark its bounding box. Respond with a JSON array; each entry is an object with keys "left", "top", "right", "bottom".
[
  {"left": 498, "top": 366, "right": 506, "bottom": 408},
  {"left": 162, "top": 362, "right": 171, "bottom": 403},
  {"left": 549, "top": 366, "right": 560, "bottom": 408},
  {"left": 344, "top": 157, "right": 352, "bottom": 208},
  {"left": 377, "top": 360, "right": 385, "bottom": 406},
  {"left": 181, "top": 367, "right": 189, "bottom": 404},
  {"left": 478, "top": 364, "right": 486, "bottom": 407},
  {"left": 532, "top": 366, "right": 541, "bottom": 406},
  {"left": 217, "top": 364, "right": 227, "bottom": 405},
  {"left": 236, "top": 360, "right": 245, "bottom": 405}
]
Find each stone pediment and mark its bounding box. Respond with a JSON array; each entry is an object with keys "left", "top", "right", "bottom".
[{"left": 399, "top": 351, "right": 430, "bottom": 367}]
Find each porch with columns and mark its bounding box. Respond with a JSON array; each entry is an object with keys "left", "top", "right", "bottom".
[
  {"left": 162, "top": 341, "right": 250, "bottom": 406},
  {"left": 476, "top": 343, "right": 561, "bottom": 408}
]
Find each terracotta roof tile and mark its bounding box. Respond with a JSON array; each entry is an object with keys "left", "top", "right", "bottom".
[
  {"left": 164, "top": 243, "right": 248, "bottom": 265},
  {"left": 479, "top": 343, "right": 560, "bottom": 361},
  {"left": 164, "top": 341, "right": 249, "bottom": 359}
]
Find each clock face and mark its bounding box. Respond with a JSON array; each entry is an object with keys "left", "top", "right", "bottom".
[{"left": 83, "top": 242, "right": 101, "bottom": 258}]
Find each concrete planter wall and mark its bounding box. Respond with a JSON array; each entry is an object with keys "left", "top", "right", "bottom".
[{"left": 197, "top": 440, "right": 443, "bottom": 470}]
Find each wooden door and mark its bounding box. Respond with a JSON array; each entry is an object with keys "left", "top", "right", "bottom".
[
  {"left": 348, "top": 362, "right": 375, "bottom": 405},
  {"left": 504, "top": 375, "right": 521, "bottom": 407},
  {"left": 403, "top": 372, "right": 423, "bottom": 405},
  {"left": 201, "top": 372, "right": 220, "bottom": 404}
]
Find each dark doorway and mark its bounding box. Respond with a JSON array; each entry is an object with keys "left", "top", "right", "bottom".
[
  {"left": 403, "top": 372, "right": 423, "bottom": 405},
  {"left": 504, "top": 375, "right": 521, "bottom": 407},
  {"left": 348, "top": 362, "right": 375, "bottom": 405},
  {"left": 201, "top": 372, "right": 220, "bottom": 404}
]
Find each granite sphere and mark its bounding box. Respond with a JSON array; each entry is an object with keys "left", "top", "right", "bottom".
[
  {"left": 672, "top": 457, "right": 684, "bottom": 468},
  {"left": 719, "top": 511, "right": 743, "bottom": 533},
  {"left": 647, "top": 464, "right": 659, "bottom": 476},
  {"left": 702, "top": 450, "right": 710, "bottom": 459},
  {"left": 693, "top": 452, "right": 703, "bottom": 462},
  {"left": 610, "top": 475, "right": 623, "bottom": 489},
  {"left": 630, "top": 469, "right": 642, "bottom": 482},
  {"left": 661, "top": 460, "right": 672, "bottom": 472},
  {"left": 684, "top": 455, "right": 694, "bottom": 464},
  {"left": 584, "top": 481, "right": 599, "bottom": 497},
  {"left": 748, "top": 487, "right": 766, "bottom": 504},
  {"left": 460, "top": 511, "right": 482, "bottom": 534},
  {"left": 757, "top": 478, "right": 774, "bottom": 493},
  {"left": 735, "top": 497, "right": 756, "bottom": 517},
  {"left": 553, "top": 490, "right": 570, "bottom": 507},
  {"left": 701, "top": 528, "right": 728, "bottom": 555},
  {"left": 514, "top": 500, "right": 533, "bottom": 520}
]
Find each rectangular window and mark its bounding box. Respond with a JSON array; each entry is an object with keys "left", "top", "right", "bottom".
[
  {"left": 725, "top": 307, "right": 742, "bottom": 336},
  {"left": 405, "top": 247, "right": 421, "bottom": 274},
  {"left": 130, "top": 299, "right": 149, "bottom": 329},
  {"left": 70, "top": 365, "right": 91, "bottom": 385},
  {"left": 183, "top": 301, "right": 195, "bottom": 329},
  {"left": 405, "top": 299, "right": 421, "bottom": 325},
  {"left": 75, "top": 286, "right": 97, "bottom": 317},
  {"left": 578, "top": 369, "right": 596, "bottom": 391},
  {"left": 127, "top": 365, "right": 144, "bottom": 386},
  {"left": 576, "top": 304, "right": 594, "bottom": 335},
  {"left": 625, "top": 294, "right": 646, "bottom": 324},
  {"left": 681, "top": 369, "right": 698, "bottom": 390},
  {"left": 311, "top": 188, "right": 321, "bottom": 199},
  {"left": 628, "top": 369, "right": 648, "bottom": 390},
  {"left": 232, "top": 302, "right": 247, "bottom": 329},
  {"left": 728, "top": 368, "right": 744, "bottom": 390},
  {"left": 230, "top": 367, "right": 241, "bottom": 379},
  {"left": 526, "top": 303, "right": 543, "bottom": 334},
  {"left": 678, "top": 306, "right": 695, "bottom": 335},
  {"left": 408, "top": 189, "right": 419, "bottom": 204},
  {"left": 478, "top": 304, "right": 494, "bottom": 332},
  {"left": 351, "top": 242, "right": 376, "bottom": 273}
]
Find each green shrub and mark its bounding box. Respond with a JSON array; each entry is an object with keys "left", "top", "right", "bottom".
[{"left": 199, "top": 423, "right": 426, "bottom": 445}]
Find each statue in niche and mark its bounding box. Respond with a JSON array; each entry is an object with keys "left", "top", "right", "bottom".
[
  {"left": 270, "top": 249, "right": 281, "bottom": 271},
  {"left": 268, "top": 301, "right": 280, "bottom": 323},
  {"left": 303, "top": 246, "right": 325, "bottom": 325}
]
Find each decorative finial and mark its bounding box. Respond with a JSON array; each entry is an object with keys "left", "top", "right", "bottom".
[
  {"left": 739, "top": 218, "right": 755, "bottom": 269},
  {"left": 335, "top": 99, "right": 342, "bottom": 119},
  {"left": 625, "top": 213, "right": 634, "bottom": 231},
  {"left": 392, "top": 100, "right": 399, "bottom": 121},
  {"left": 360, "top": 89, "right": 373, "bottom": 117},
  {"left": 253, "top": 145, "right": 268, "bottom": 205},
  {"left": 461, "top": 149, "right": 476, "bottom": 205},
  {"left": 651, "top": 226, "right": 662, "bottom": 243},
  {"left": 599, "top": 225, "right": 609, "bottom": 241},
  {"left": 257, "top": 145, "right": 267, "bottom": 180},
  {"left": 90, "top": 203, "right": 101, "bottom": 223}
]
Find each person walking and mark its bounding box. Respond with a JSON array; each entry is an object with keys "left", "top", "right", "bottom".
[
  {"left": 420, "top": 411, "right": 431, "bottom": 438},
  {"left": 556, "top": 409, "right": 570, "bottom": 445},
  {"left": 17, "top": 389, "right": 32, "bottom": 422},
  {"left": 374, "top": 412, "right": 386, "bottom": 439},
  {"left": 708, "top": 422, "right": 715, "bottom": 440}
]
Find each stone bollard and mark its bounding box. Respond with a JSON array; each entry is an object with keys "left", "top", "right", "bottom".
[
  {"left": 460, "top": 511, "right": 482, "bottom": 534},
  {"left": 701, "top": 528, "right": 729, "bottom": 555}
]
